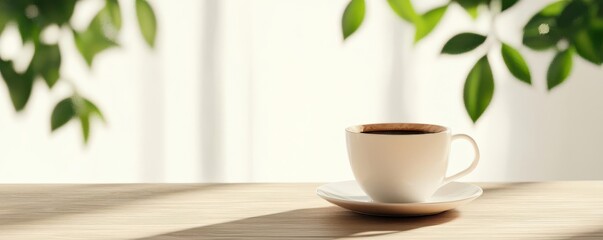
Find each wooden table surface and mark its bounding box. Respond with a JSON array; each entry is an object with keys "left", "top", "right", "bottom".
[{"left": 1, "top": 182, "right": 602, "bottom": 239}]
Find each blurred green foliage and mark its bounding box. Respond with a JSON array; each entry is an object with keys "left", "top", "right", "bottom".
[
  {"left": 341, "top": 0, "right": 602, "bottom": 123},
  {"left": 0, "top": 0, "right": 157, "bottom": 143}
]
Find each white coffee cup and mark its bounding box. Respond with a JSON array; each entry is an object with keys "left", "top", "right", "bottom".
[{"left": 346, "top": 123, "right": 479, "bottom": 203}]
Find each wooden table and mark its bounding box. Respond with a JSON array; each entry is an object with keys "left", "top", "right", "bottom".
[{"left": 1, "top": 182, "right": 602, "bottom": 239}]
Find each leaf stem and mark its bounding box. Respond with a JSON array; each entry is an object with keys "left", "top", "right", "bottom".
[{"left": 489, "top": 0, "right": 502, "bottom": 43}]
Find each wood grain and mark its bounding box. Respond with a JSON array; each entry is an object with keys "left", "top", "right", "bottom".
[{"left": 0, "top": 182, "right": 602, "bottom": 239}]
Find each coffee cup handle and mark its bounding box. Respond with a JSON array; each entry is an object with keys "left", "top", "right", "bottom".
[{"left": 442, "top": 134, "right": 480, "bottom": 185}]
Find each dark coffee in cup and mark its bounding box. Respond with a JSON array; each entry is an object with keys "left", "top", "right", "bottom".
[{"left": 362, "top": 130, "right": 433, "bottom": 135}]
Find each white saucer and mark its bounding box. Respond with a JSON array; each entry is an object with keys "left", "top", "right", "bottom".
[{"left": 316, "top": 181, "right": 482, "bottom": 217}]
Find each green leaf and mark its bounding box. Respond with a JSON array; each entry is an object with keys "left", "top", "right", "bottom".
[
  {"left": 0, "top": 22, "right": 5, "bottom": 37},
  {"left": 387, "top": 0, "right": 420, "bottom": 23},
  {"left": 80, "top": 114, "right": 90, "bottom": 143},
  {"left": 501, "top": 43, "right": 531, "bottom": 84},
  {"left": 501, "top": 0, "right": 519, "bottom": 11},
  {"left": 464, "top": 55, "right": 494, "bottom": 123},
  {"left": 51, "top": 98, "right": 76, "bottom": 131},
  {"left": 522, "top": 17, "right": 562, "bottom": 50},
  {"left": 593, "top": 9, "right": 603, "bottom": 29},
  {"left": 73, "top": 2, "right": 125, "bottom": 66},
  {"left": 106, "top": 0, "right": 122, "bottom": 31},
  {"left": 75, "top": 97, "right": 105, "bottom": 143},
  {"left": 597, "top": 1, "right": 603, "bottom": 19},
  {"left": 1, "top": 0, "right": 76, "bottom": 41},
  {"left": 50, "top": 95, "right": 103, "bottom": 143},
  {"left": 341, "top": 0, "right": 365, "bottom": 40},
  {"left": 0, "top": 59, "right": 35, "bottom": 111},
  {"left": 465, "top": 5, "right": 479, "bottom": 19},
  {"left": 16, "top": 16, "right": 39, "bottom": 43},
  {"left": 415, "top": 6, "right": 447, "bottom": 42},
  {"left": 84, "top": 99, "right": 105, "bottom": 122},
  {"left": 522, "top": 1, "right": 568, "bottom": 51},
  {"left": 547, "top": 48, "right": 573, "bottom": 90},
  {"left": 454, "top": 0, "right": 485, "bottom": 19},
  {"left": 556, "top": 0, "right": 588, "bottom": 31},
  {"left": 136, "top": 0, "right": 157, "bottom": 47},
  {"left": 0, "top": 5, "right": 8, "bottom": 35},
  {"left": 74, "top": 29, "right": 118, "bottom": 67},
  {"left": 88, "top": 5, "right": 120, "bottom": 41},
  {"left": 31, "top": 44, "right": 61, "bottom": 88},
  {"left": 540, "top": 0, "right": 569, "bottom": 16},
  {"left": 35, "top": 0, "right": 77, "bottom": 26},
  {"left": 573, "top": 29, "right": 603, "bottom": 65},
  {"left": 441, "top": 32, "right": 487, "bottom": 54}
]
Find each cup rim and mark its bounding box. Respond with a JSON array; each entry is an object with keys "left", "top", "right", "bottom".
[{"left": 345, "top": 123, "right": 449, "bottom": 135}]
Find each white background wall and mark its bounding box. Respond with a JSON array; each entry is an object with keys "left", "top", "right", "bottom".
[{"left": 0, "top": 0, "right": 602, "bottom": 183}]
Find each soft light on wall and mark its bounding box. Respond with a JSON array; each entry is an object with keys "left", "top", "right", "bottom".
[{"left": 1, "top": 0, "right": 602, "bottom": 183}]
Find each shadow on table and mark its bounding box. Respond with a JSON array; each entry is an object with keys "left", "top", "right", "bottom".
[
  {"left": 565, "top": 228, "right": 603, "bottom": 240},
  {"left": 479, "top": 182, "right": 537, "bottom": 195},
  {"left": 0, "top": 184, "right": 214, "bottom": 227},
  {"left": 134, "top": 207, "right": 459, "bottom": 240}
]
